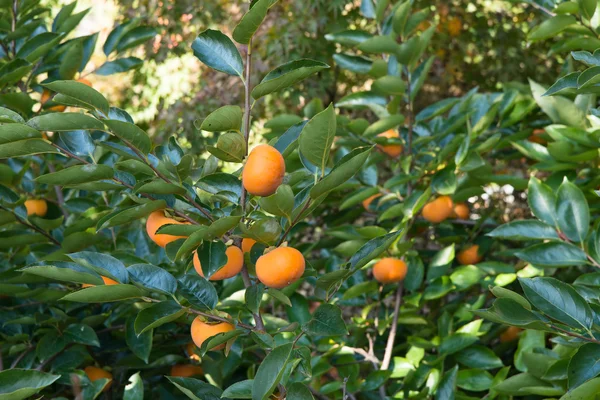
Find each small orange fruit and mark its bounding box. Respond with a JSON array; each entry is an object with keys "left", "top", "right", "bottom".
[
  {"left": 77, "top": 77, "right": 93, "bottom": 87},
  {"left": 373, "top": 258, "right": 408, "bottom": 284},
  {"left": 170, "top": 364, "right": 203, "bottom": 377},
  {"left": 193, "top": 246, "right": 244, "bottom": 280},
  {"left": 422, "top": 196, "right": 453, "bottom": 223},
  {"left": 362, "top": 194, "right": 382, "bottom": 210},
  {"left": 186, "top": 342, "right": 200, "bottom": 361},
  {"left": 255, "top": 247, "right": 305, "bottom": 289},
  {"left": 146, "top": 210, "right": 189, "bottom": 248},
  {"left": 499, "top": 326, "right": 521, "bottom": 342},
  {"left": 190, "top": 316, "right": 234, "bottom": 350},
  {"left": 376, "top": 129, "right": 403, "bottom": 158},
  {"left": 82, "top": 276, "right": 119, "bottom": 288},
  {"left": 241, "top": 238, "right": 257, "bottom": 253},
  {"left": 24, "top": 199, "right": 47, "bottom": 217},
  {"left": 453, "top": 203, "right": 470, "bottom": 219},
  {"left": 528, "top": 129, "right": 546, "bottom": 144},
  {"left": 242, "top": 144, "right": 285, "bottom": 197},
  {"left": 41, "top": 90, "right": 66, "bottom": 112},
  {"left": 457, "top": 245, "right": 482, "bottom": 265},
  {"left": 84, "top": 366, "right": 113, "bottom": 392}
]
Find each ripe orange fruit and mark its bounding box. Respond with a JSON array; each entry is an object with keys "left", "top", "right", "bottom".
[
  {"left": 24, "top": 199, "right": 47, "bottom": 217},
  {"left": 457, "top": 245, "right": 482, "bottom": 265},
  {"left": 376, "top": 129, "right": 403, "bottom": 158},
  {"left": 84, "top": 366, "right": 112, "bottom": 391},
  {"left": 362, "top": 194, "right": 382, "bottom": 210},
  {"left": 186, "top": 342, "right": 200, "bottom": 361},
  {"left": 170, "top": 364, "right": 203, "bottom": 377},
  {"left": 146, "top": 210, "right": 189, "bottom": 248},
  {"left": 241, "top": 238, "right": 257, "bottom": 253},
  {"left": 242, "top": 144, "right": 285, "bottom": 197},
  {"left": 193, "top": 246, "right": 244, "bottom": 280},
  {"left": 422, "top": 196, "right": 453, "bottom": 223},
  {"left": 255, "top": 247, "right": 305, "bottom": 289},
  {"left": 528, "top": 129, "right": 546, "bottom": 144},
  {"left": 373, "top": 258, "right": 408, "bottom": 284},
  {"left": 82, "top": 276, "right": 119, "bottom": 288},
  {"left": 499, "top": 326, "right": 521, "bottom": 342},
  {"left": 190, "top": 316, "right": 234, "bottom": 350},
  {"left": 453, "top": 203, "right": 470, "bottom": 219},
  {"left": 41, "top": 89, "right": 66, "bottom": 112}
]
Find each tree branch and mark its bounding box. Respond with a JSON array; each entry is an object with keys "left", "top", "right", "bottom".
[
  {"left": 0, "top": 204, "right": 60, "bottom": 245},
  {"left": 380, "top": 283, "right": 403, "bottom": 370}
]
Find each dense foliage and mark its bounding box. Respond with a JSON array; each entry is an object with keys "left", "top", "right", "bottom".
[{"left": 3, "top": 0, "right": 600, "bottom": 399}]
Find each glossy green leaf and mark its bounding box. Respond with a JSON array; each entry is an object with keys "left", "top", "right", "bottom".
[
  {"left": 252, "top": 59, "right": 329, "bottom": 99},
  {"left": 310, "top": 146, "right": 372, "bottom": 199},
  {"left": 28, "top": 113, "right": 104, "bottom": 131},
  {"left": 43, "top": 80, "right": 109, "bottom": 115},
  {"left": 232, "top": 0, "right": 278, "bottom": 44},
  {"left": 36, "top": 164, "right": 114, "bottom": 185},
  {"left": 201, "top": 105, "right": 243, "bottom": 132},
  {"left": 298, "top": 103, "right": 336, "bottom": 172},
  {"left": 0, "top": 369, "right": 60, "bottom": 400},
  {"left": 191, "top": 29, "right": 244, "bottom": 77},
  {"left": 134, "top": 300, "right": 185, "bottom": 335},
  {"left": 95, "top": 57, "right": 143, "bottom": 75},
  {"left": 168, "top": 376, "right": 225, "bottom": 400},
  {"left": 487, "top": 220, "right": 559, "bottom": 241},
  {"left": 128, "top": 264, "right": 177, "bottom": 295},
  {"left": 178, "top": 274, "right": 218, "bottom": 311},
  {"left": 556, "top": 178, "right": 589, "bottom": 242},
  {"left": 303, "top": 304, "right": 348, "bottom": 336},
  {"left": 253, "top": 343, "right": 293, "bottom": 400},
  {"left": 61, "top": 284, "right": 143, "bottom": 302},
  {"left": 514, "top": 241, "right": 587, "bottom": 267}
]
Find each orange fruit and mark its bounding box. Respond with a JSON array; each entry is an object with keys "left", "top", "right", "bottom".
[
  {"left": 255, "top": 247, "right": 305, "bottom": 289},
  {"left": 528, "top": 129, "right": 546, "bottom": 144},
  {"left": 499, "top": 326, "right": 521, "bottom": 343},
  {"left": 242, "top": 144, "right": 285, "bottom": 197},
  {"left": 453, "top": 203, "right": 470, "bottom": 219},
  {"left": 241, "top": 238, "right": 257, "bottom": 253},
  {"left": 40, "top": 89, "right": 66, "bottom": 112},
  {"left": 193, "top": 246, "right": 244, "bottom": 280},
  {"left": 362, "top": 194, "right": 382, "bottom": 210},
  {"left": 422, "top": 196, "right": 453, "bottom": 223},
  {"left": 170, "top": 364, "right": 203, "bottom": 377},
  {"left": 186, "top": 342, "right": 200, "bottom": 361},
  {"left": 190, "top": 316, "right": 234, "bottom": 350},
  {"left": 82, "top": 276, "right": 119, "bottom": 288},
  {"left": 84, "top": 366, "right": 113, "bottom": 392},
  {"left": 146, "top": 210, "right": 189, "bottom": 248},
  {"left": 457, "top": 245, "right": 482, "bottom": 265},
  {"left": 373, "top": 258, "right": 408, "bottom": 284},
  {"left": 376, "top": 129, "right": 403, "bottom": 158},
  {"left": 24, "top": 199, "right": 47, "bottom": 217},
  {"left": 77, "top": 78, "right": 93, "bottom": 87}
]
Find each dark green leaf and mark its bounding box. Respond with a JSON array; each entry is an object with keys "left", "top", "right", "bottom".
[
  {"left": 252, "top": 59, "right": 329, "bottom": 99},
  {"left": 191, "top": 29, "right": 244, "bottom": 77},
  {"left": 253, "top": 343, "right": 293, "bottom": 400},
  {"left": 303, "top": 304, "right": 348, "bottom": 336}
]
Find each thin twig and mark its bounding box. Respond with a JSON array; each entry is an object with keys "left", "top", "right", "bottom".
[
  {"left": 240, "top": 40, "right": 253, "bottom": 215},
  {"left": 550, "top": 324, "right": 600, "bottom": 344},
  {"left": 47, "top": 161, "right": 69, "bottom": 218},
  {"left": 380, "top": 283, "right": 403, "bottom": 370},
  {"left": 10, "top": 346, "right": 34, "bottom": 368},
  {"left": 36, "top": 343, "right": 72, "bottom": 371},
  {"left": 0, "top": 204, "right": 60, "bottom": 245}
]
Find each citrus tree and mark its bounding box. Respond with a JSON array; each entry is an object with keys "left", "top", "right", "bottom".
[{"left": 2, "top": 0, "right": 599, "bottom": 399}]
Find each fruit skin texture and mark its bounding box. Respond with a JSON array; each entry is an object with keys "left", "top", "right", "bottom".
[
  {"left": 186, "top": 342, "right": 200, "bottom": 361},
  {"left": 170, "top": 364, "right": 203, "bottom": 377},
  {"left": 377, "top": 129, "right": 403, "bottom": 158},
  {"left": 453, "top": 203, "right": 470, "bottom": 219},
  {"left": 84, "top": 366, "right": 113, "bottom": 391},
  {"left": 457, "top": 245, "right": 483, "bottom": 265},
  {"left": 242, "top": 144, "right": 285, "bottom": 197},
  {"left": 373, "top": 258, "right": 408, "bottom": 284},
  {"left": 500, "top": 326, "right": 522, "bottom": 342},
  {"left": 256, "top": 247, "right": 305, "bottom": 289},
  {"left": 24, "top": 199, "right": 47, "bottom": 217},
  {"left": 242, "top": 238, "right": 257, "bottom": 253},
  {"left": 194, "top": 246, "right": 244, "bottom": 280},
  {"left": 190, "top": 316, "right": 234, "bottom": 350},
  {"left": 422, "top": 196, "right": 453, "bottom": 223},
  {"left": 362, "top": 194, "right": 382, "bottom": 210},
  {"left": 146, "top": 210, "right": 189, "bottom": 248}
]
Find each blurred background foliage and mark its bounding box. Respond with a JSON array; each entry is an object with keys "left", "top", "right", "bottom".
[{"left": 43, "top": 0, "right": 563, "bottom": 152}]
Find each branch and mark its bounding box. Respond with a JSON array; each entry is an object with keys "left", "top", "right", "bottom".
[
  {"left": 240, "top": 40, "right": 253, "bottom": 215},
  {"left": 0, "top": 204, "right": 60, "bottom": 245},
  {"left": 550, "top": 324, "right": 600, "bottom": 344},
  {"left": 380, "top": 283, "right": 403, "bottom": 370},
  {"left": 10, "top": 346, "right": 34, "bottom": 368}
]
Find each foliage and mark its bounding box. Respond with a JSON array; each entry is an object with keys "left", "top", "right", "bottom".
[{"left": 2, "top": 0, "right": 600, "bottom": 399}]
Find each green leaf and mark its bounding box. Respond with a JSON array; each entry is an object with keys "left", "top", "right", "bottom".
[
  {"left": 310, "top": 146, "right": 372, "bottom": 199},
  {"left": 96, "top": 57, "right": 143, "bottom": 75},
  {"left": 134, "top": 300, "right": 185, "bottom": 335},
  {"left": 325, "top": 30, "right": 372, "bottom": 46},
  {"left": 457, "top": 369, "right": 493, "bottom": 392},
  {"left": 0, "top": 59, "right": 32, "bottom": 86},
  {"left": 544, "top": 71, "right": 580, "bottom": 96},
  {"left": 332, "top": 53, "right": 372, "bottom": 74},
  {"left": 104, "top": 119, "right": 152, "bottom": 154},
  {"left": 493, "top": 372, "right": 562, "bottom": 396},
  {"left": 568, "top": 343, "right": 600, "bottom": 389},
  {"left": 439, "top": 333, "right": 478, "bottom": 355},
  {"left": 455, "top": 346, "right": 504, "bottom": 370},
  {"left": 342, "top": 281, "right": 379, "bottom": 300},
  {"left": 435, "top": 365, "right": 458, "bottom": 400},
  {"left": 136, "top": 180, "right": 185, "bottom": 195},
  {"left": 96, "top": 200, "right": 166, "bottom": 231},
  {"left": 245, "top": 284, "right": 263, "bottom": 314},
  {"left": 167, "top": 376, "right": 225, "bottom": 400},
  {"left": 252, "top": 59, "right": 329, "bottom": 99},
  {"left": 528, "top": 177, "right": 558, "bottom": 227},
  {"left": 514, "top": 241, "right": 587, "bottom": 267},
  {"left": 64, "top": 323, "right": 100, "bottom": 347},
  {"left": 252, "top": 343, "right": 293, "bottom": 400},
  {"left": 16, "top": 32, "right": 64, "bottom": 63},
  {"left": 61, "top": 285, "right": 143, "bottom": 302},
  {"left": 116, "top": 26, "right": 157, "bottom": 52},
  {"left": 392, "top": 1, "right": 411, "bottom": 35},
  {"left": 222, "top": 379, "right": 253, "bottom": 399},
  {"left": 303, "top": 304, "right": 348, "bottom": 336},
  {"left": 191, "top": 29, "right": 244, "bottom": 77},
  {"left": 556, "top": 178, "right": 590, "bottom": 242},
  {"left": 124, "top": 372, "right": 144, "bottom": 400},
  {"left": 520, "top": 277, "right": 593, "bottom": 330},
  {"left": 128, "top": 264, "right": 177, "bottom": 295},
  {"left": 0, "top": 107, "right": 25, "bottom": 123},
  {"left": 490, "top": 286, "right": 532, "bottom": 310},
  {"left": 0, "top": 139, "right": 59, "bottom": 159},
  {"left": 196, "top": 241, "right": 228, "bottom": 278},
  {"left": 43, "top": 80, "right": 109, "bottom": 115},
  {"left": 474, "top": 298, "right": 548, "bottom": 330},
  {"left": 286, "top": 382, "right": 314, "bottom": 400},
  {"left": 579, "top": 0, "right": 597, "bottom": 19},
  {"left": 363, "top": 114, "right": 405, "bottom": 136},
  {"left": 572, "top": 49, "right": 600, "bottom": 66},
  {"left": 335, "top": 91, "right": 387, "bottom": 109},
  {"left": 298, "top": 103, "right": 336, "bottom": 172},
  {"left": 528, "top": 15, "right": 576, "bottom": 41},
  {"left": 201, "top": 105, "right": 243, "bottom": 132},
  {"left": 178, "top": 274, "right": 218, "bottom": 311},
  {"left": 68, "top": 251, "right": 129, "bottom": 283},
  {"left": 266, "top": 288, "right": 292, "bottom": 307},
  {"left": 19, "top": 262, "right": 103, "bottom": 285},
  {"left": 487, "top": 220, "right": 559, "bottom": 241},
  {"left": 561, "top": 377, "right": 600, "bottom": 399},
  {"left": 59, "top": 41, "right": 84, "bottom": 80},
  {"left": 36, "top": 164, "right": 114, "bottom": 185},
  {"left": 208, "top": 132, "right": 246, "bottom": 162},
  {"left": 0, "top": 369, "right": 60, "bottom": 400},
  {"left": 432, "top": 167, "right": 456, "bottom": 195},
  {"left": 232, "top": 0, "right": 278, "bottom": 44},
  {"left": 357, "top": 35, "right": 399, "bottom": 54},
  {"left": 175, "top": 216, "right": 242, "bottom": 260},
  {"left": 259, "top": 184, "right": 294, "bottom": 219},
  {"left": 126, "top": 317, "right": 152, "bottom": 363},
  {"left": 349, "top": 231, "right": 402, "bottom": 271},
  {"left": 27, "top": 112, "right": 105, "bottom": 131}
]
